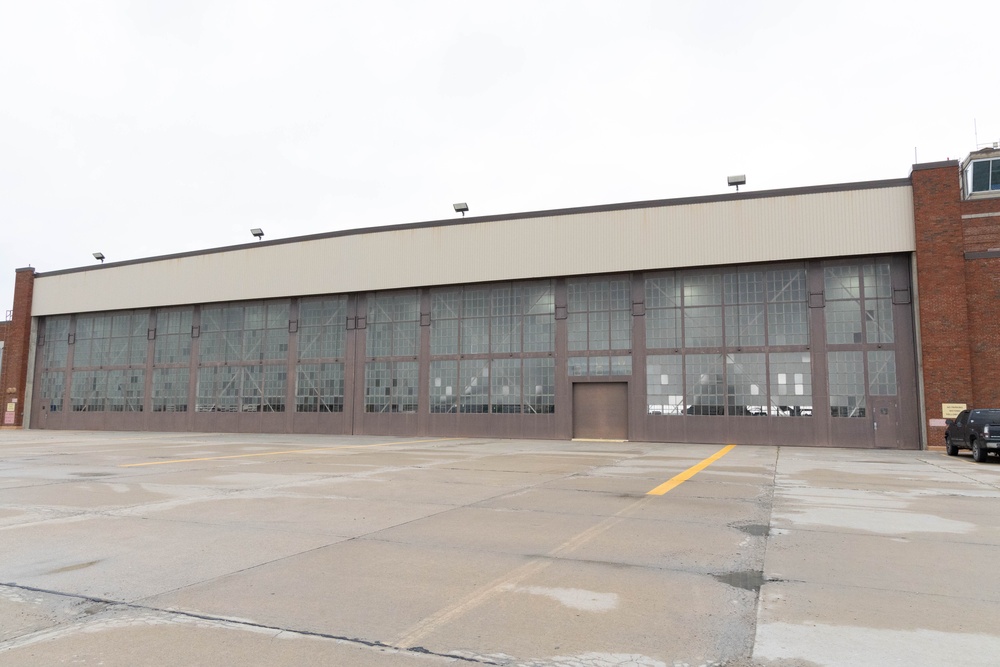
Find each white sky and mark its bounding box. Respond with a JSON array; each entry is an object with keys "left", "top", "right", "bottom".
[{"left": 2, "top": 0, "right": 998, "bottom": 314}]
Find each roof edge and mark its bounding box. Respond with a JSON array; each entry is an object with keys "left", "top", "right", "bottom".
[{"left": 35, "top": 176, "right": 913, "bottom": 279}]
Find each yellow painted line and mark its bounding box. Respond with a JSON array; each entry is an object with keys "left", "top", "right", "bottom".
[
  {"left": 118, "top": 437, "right": 458, "bottom": 468},
  {"left": 646, "top": 444, "right": 736, "bottom": 495}
]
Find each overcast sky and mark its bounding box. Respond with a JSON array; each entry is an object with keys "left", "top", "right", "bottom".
[{"left": 2, "top": 0, "right": 998, "bottom": 313}]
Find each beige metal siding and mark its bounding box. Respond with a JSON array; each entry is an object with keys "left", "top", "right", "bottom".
[{"left": 31, "top": 185, "right": 915, "bottom": 316}]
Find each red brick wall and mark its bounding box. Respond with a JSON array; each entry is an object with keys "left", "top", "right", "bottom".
[
  {"left": 911, "top": 162, "right": 969, "bottom": 446},
  {"left": 0, "top": 268, "right": 35, "bottom": 428}
]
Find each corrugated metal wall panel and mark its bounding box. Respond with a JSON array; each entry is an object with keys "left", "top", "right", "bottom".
[{"left": 31, "top": 185, "right": 915, "bottom": 315}]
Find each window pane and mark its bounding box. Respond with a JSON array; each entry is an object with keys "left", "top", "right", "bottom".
[
  {"left": 769, "top": 352, "right": 811, "bottom": 417},
  {"left": 152, "top": 368, "right": 189, "bottom": 412},
  {"left": 685, "top": 354, "right": 724, "bottom": 415},
  {"left": 490, "top": 359, "right": 521, "bottom": 413},
  {"left": 646, "top": 307, "right": 680, "bottom": 349},
  {"left": 684, "top": 307, "right": 723, "bottom": 347},
  {"left": 429, "top": 360, "right": 458, "bottom": 413},
  {"left": 523, "top": 358, "right": 555, "bottom": 414},
  {"left": 824, "top": 266, "right": 860, "bottom": 300},
  {"left": 459, "top": 359, "right": 489, "bottom": 413},
  {"left": 684, "top": 274, "right": 722, "bottom": 306},
  {"left": 825, "top": 299, "right": 863, "bottom": 344},
  {"left": 647, "top": 355, "right": 683, "bottom": 415},
  {"left": 868, "top": 351, "right": 897, "bottom": 396},
  {"left": 971, "top": 160, "right": 990, "bottom": 192},
  {"left": 40, "top": 371, "right": 66, "bottom": 412},
  {"left": 767, "top": 302, "right": 809, "bottom": 346},
  {"left": 829, "top": 351, "right": 865, "bottom": 417},
  {"left": 725, "top": 304, "right": 766, "bottom": 347},
  {"left": 726, "top": 353, "right": 766, "bottom": 416}
]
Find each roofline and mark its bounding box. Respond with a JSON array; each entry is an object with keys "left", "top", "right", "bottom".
[
  {"left": 35, "top": 176, "right": 913, "bottom": 279},
  {"left": 911, "top": 159, "right": 960, "bottom": 172}
]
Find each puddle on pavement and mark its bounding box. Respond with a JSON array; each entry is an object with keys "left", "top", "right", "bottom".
[
  {"left": 712, "top": 570, "right": 765, "bottom": 592},
  {"left": 733, "top": 522, "right": 770, "bottom": 537}
]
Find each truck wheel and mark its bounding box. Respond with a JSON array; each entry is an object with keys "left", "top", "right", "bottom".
[
  {"left": 972, "top": 441, "right": 987, "bottom": 463},
  {"left": 946, "top": 443, "right": 958, "bottom": 456}
]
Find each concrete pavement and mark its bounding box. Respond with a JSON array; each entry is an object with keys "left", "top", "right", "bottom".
[{"left": 0, "top": 431, "right": 998, "bottom": 666}]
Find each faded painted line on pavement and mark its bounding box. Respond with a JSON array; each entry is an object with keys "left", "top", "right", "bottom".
[
  {"left": 646, "top": 444, "right": 736, "bottom": 495},
  {"left": 118, "top": 437, "right": 459, "bottom": 467}
]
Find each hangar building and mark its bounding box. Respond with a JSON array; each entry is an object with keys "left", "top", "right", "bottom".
[{"left": 2, "top": 149, "right": 999, "bottom": 449}]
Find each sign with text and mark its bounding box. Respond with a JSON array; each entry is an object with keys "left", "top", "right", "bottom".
[{"left": 942, "top": 403, "right": 967, "bottom": 419}]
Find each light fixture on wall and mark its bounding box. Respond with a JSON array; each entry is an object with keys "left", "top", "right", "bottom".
[
  {"left": 727, "top": 175, "right": 746, "bottom": 192},
  {"left": 250, "top": 228, "right": 264, "bottom": 240},
  {"left": 453, "top": 203, "right": 469, "bottom": 217},
  {"left": 93, "top": 252, "right": 105, "bottom": 263}
]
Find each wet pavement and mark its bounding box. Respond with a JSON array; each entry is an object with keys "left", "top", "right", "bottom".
[{"left": 0, "top": 431, "right": 998, "bottom": 666}]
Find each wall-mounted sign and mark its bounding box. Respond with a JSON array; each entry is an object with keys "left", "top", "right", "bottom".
[
  {"left": 4, "top": 403, "right": 14, "bottom": 413},
  {"left": 3, "top": 412, "right": 13, "bottom": 425},
  {"left": 942, "top": 403, "right": 967, "bottom": 419}
]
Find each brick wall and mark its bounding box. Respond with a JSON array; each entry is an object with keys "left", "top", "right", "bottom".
[
  {"left": 0, "top": 268, "right": 35, "bottom": 428},
  {"left": 911, "top": 161, "right": 969, "bottom": 446}
]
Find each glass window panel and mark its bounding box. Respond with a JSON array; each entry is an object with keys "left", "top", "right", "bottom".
[
  {"left": 568, "top": 357, "right": 588, "bottom": 376},
  {"left": 862, "top": 263, "right": 892, "bottom": 299},
  {"left": 461, "top": 318, "right": 490, "bottom": 355},
  {"left": 567, "top": 313, "right": 588, "bottom": 351},
  {"left": 429, "top": 360, "right": 458, "bottom": 413},
  {"left": 430, "top": 318, "right": 459, "bottom": 356},
  {"left": 589, "top": 356, "right": 610, "bottom": 376},
  {"left": 865, "top": 299, "right": 894, "bottom": 344},
  {"left": 71, "top": 370, "right": 107, "bottom": 412},
  {"left": 298, "top": 296, "right": 346, "bottom": 360},
  {"left": 588, "top": 311, "right": 610, "bottom": 350},
  {"left": 824, "top": 266, "right": 860, "bottom": 300},
  {"left": 463, "top": 288, "right": 489, "bottom": 318},
  {"left": 491, "top": 315, "right": 521, "bottom": 354},
  {"left": 645, "top": 308, "right": 680, "bottom": 349},
  {"left": 490, "top": 359, "right": 521, "bottom": 413},
  {"left": 645, "top": 274, "right": 680, "bottom": 309},
  {"left": 610, "top": 355, "right": 632, "bottom": 376},
  {"left": 726, "top": 353, "right": 766, "bottom": 416},
  {"left": 971, "top": 160, "right": 990, "bottom": 192},
  {"left": 459, "top": 359, "right": 490, "bottom": 413},
  {"left": 366, "top": 293, "right": 419, "bottom": 357},
  {"left": 431, "top": 289, "right": 461, "bottom": 319},
  {"left": 725, "top": 304, "right": 766, "bottom": 347},
  {"left": 992, "top": 159, "right": 1000, "bottom": 190},
  {"left": 196, "top": 366, "right": 240, "bottom": 412},
  {"left": 523, "top": 313, "right": 554, "bottom": 353},
  {"left": 42, "top": 316, "right": 71, "bottom": 368},
  {"left": 152, "top": 368, "right": 189, "bottom": 412},
  {"left": 610, "top": 310, "right": 631, "bottom": 350},
  {"left": 523, "top": 358, "right": 555, "bottom": 414},
  {"left": 646, "top": 355, "right": 683, "bottom": 415},
  {"left": 767, "top": 269, "right": 807, "bottom": 303},
  {"left": 829, "top": 351, "right": 865, "bottom": 418},
  {"left": 769, "top": 352, "right": 812, "bottom": 417},
  {"left": 725, "top": 271, "right": 765, "bottom": 305},
  {"left": 825, "top": 299, "right": 863, "bottom": 344},
  {"left": 40, "top": 371, "right": 66, "bottom": 413},
  {"left": 567, "top": 281, "right": 588, "bottom": 312},
  {"left": 683, "top": 274, "right": 722, "bottom": 307},
  {"left": 523, "top": 282, "right": 555, "bottom": 315},
  {"left": 684, "top": 307, "right": 723, "bottom": 348},
  {"left": 685, "top": 354, "right": 724, "bottom": 415},
  {"left": 868, "top": 351, "right": 897, "bottom": 396},
  {"left": 295, "top": 362, "right": 344, "bottom": 412},
  {"left": 364, "top": 361, "right": 417, "bottom": 413},
  {"left": 767, "top": 302, "right": 809, "bottom": 346}
]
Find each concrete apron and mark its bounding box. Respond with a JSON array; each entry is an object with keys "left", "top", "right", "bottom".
[{"left": 0, "top": 431, "right": 997, "bottom": 666}]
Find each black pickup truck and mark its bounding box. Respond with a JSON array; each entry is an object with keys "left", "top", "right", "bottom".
[{"left": 945, "top": 409, "right": 1000, "bottom": 462}]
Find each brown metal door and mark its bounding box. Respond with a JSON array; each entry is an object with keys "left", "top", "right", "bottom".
[
  {"left": 573, "top": 382, "right": 628, "bottom": 440},
  {"left": 871, "top": 397, "right": 900, "bottom": 448}
]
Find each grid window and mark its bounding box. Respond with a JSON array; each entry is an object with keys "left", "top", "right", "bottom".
[
  {"left": 523, "top": 358, "right": 555, "bottom": 414},
  {"left": 200, "top": 301, "right": 290, "bottom": 363},
  {"left": 769, "top": 353, "right": 812, "bottom": 417},
  {"left": 766, "top": 269, "right": 809, "bottom": 345},
  {"left": 296, "top": 363, "right": 345, "bottom": 412},
  {"left": 298, "top": 296, "right": 347, "bottom": 360},
  {"left": 567, "top": 278, "right": 631, "bottom": 353},
  {"left": 685, "top": 354, "right": 725, "bottom": 415},
  {"left": 74, "top": 310, "right": 149, "bottom": 368},
  {"left": 152, "top": 368, "right": 189, "bottom": 412},
  {"left": 364, "top": 361, "right": 418, "bottom": 413},
  {"left": 39, "top": 371, "right": 66, "bottom": 413},
  {"left": 829, "top": 351, "right": 866, "bottom": 417},
  {"left": 154, "top": 308, "right": 193, "bottom": 365},
  {"left": 684, "top": 307, "right": 723, "bottom": 348},
  {"left": 459, "top": 359, "right": 490, "bottom": 413},
  {"left": 430, "top": 360, "right": 458, "bottom": 413},
  {"left": 433, "top": 282, "right": 554, "bottom": 356},
  {"left": 825, "top": 299, "right": 863, "bottom": 344},
  {"left": 868, "top": 351, "right": 897, "bottom": 396},
  {"left": 726, "top": 353, "right": 766, "bottom": 416},
  {"left": 647, "top": 355, "right": 683, "bottom": 415},
  {"left": 71, "top": 370, "right": 108, "bottom": 412},
  {"left": 367, "top": 292, "right": 419, "bottom": 358},
  {"left": 41, "top": 316, "right": 71, "bottom": 369},
  {"left": 490, "top": 359, "right": 522, "bottom": 413},
  {"left": 107, "top": 369, "right": 145, "bottom": 412}
]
